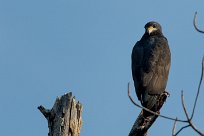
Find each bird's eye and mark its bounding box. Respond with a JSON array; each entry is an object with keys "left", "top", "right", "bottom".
[{"left": 153, "top": 25, "right": 156, "bottom": 28}]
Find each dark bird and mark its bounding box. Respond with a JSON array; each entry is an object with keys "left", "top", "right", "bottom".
[{"left": 131, "top": 21, "right": 171, "bottom": 114}]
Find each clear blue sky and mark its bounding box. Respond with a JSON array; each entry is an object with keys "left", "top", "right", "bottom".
[{"left": 0, "top": 0, "right": 204, "bottom": 136}]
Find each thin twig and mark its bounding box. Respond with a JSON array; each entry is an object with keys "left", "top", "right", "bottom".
[
  {"left": 174, "top": 125, "right": 190, "bottom": 136},
  {"left": 191, "top": 56, "right": 204, "bottom": 119},
  {"left": 193, "top": 12, "right": 204, "bottom": 33},
  {"left": 128, "top": 83, "right": 187, "bottom": 123},
  {"left": 172, "top": 118, "right": 177, "bottom": 136},
  {"left": 181, "top": 91, "right": 191, "bottom": 121}
]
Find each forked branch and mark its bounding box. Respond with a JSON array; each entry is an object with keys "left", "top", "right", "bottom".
[{"left": 172, "top": 56, "right": 204, "bottom": 136}]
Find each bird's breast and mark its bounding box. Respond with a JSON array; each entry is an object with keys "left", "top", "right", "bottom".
[{"left": 148, "top": 37, "right": 156, "bottom": 45}]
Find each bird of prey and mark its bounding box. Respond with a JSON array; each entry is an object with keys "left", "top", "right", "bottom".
[{"left": 131, "top": 21, "right": 171, "bottom": 114}]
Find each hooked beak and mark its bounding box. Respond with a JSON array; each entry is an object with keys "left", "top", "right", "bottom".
[{"left": 146, "top": 26, "right": 157, "bottom": 35}]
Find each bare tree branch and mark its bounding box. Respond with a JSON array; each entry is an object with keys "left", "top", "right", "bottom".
[
  {"left": 38, "top": 105, "right": 51, "bottom": 120},
  {"left": 181, "top": 91, "right": 191, "bottom": 121},
  {"left": 173, "top": 125, "right": 190, "bottom": 136},
  {"left": 171, "top": 57, "right": 204, "bottom": 136},
  {"left": 172, "top": 118, "right": 177, "bottom": 136},
  {"left": 189, "top": 120, "right": 204, "bottom": 136},
  {"left": 191, "top": 56, "right": 204, "bottom": 119},
  {"left": 171, "top": 13, "right": 204, "bottom": 136},
  {"left": 193, "top": 12, "right": 204, "bottom": 33},
  {"left": 128, "top": 83, "right": 187, "bottom": 123}
]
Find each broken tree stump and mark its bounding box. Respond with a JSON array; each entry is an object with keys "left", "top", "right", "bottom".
[{"left": 38, "top": 92, "right": 83, "bottom": 136}]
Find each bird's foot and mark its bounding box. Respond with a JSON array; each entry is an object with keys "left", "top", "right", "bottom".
[
  {"left": 158, "top": 91, "right": 170, "bottom": 104},
  {"left": 156, "top": 110, "right": 160, "bottom": 114},
  {"left": 164, "top": 90, "right": 170, "bottom": 97}
]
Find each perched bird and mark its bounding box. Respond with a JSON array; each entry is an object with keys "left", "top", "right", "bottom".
[{"left": 131, "top": 21, "right": 171, "bottom": 113}]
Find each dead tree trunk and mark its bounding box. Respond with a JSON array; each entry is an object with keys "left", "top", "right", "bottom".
[{"left": 38, "top": 92, "right": 83, "bottom": 136}]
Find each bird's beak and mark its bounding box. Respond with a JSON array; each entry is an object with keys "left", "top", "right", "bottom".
[{"left": 146, "top": 26, "right": 157, "bottom": 35}]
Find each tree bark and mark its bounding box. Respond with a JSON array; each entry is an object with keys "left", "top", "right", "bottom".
[
  {"left": 38, "top": 92, "right": 83, "bottom": 136},
  {"left": 129, "top": 91, "right": 169, "bottom": 136}
]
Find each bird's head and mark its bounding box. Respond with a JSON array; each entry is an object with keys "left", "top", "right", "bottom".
[{"left": 144, "top": 21, "right": 162, "bottom": 35}]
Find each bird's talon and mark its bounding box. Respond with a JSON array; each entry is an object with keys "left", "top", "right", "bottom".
[{"left": 165, "top": 92, "right": 170, "bottom": 97}]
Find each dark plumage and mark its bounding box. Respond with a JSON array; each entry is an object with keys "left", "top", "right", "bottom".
[{"left": 131, "top": 21, "right": 171, "bottom": 112}]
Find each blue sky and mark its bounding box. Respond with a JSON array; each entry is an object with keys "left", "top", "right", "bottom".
[{"left": 0, "top": 0, "right": 204, "bottom": 136}]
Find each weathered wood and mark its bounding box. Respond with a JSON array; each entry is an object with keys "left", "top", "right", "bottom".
[{"left": 38, "top": 92, "right": 83, "bottom": 136}]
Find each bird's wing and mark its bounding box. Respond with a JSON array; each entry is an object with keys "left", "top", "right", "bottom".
[
  {"left": 131, "top": 41, "right": 144, "bottom": 100},
  {"left": 142, "top": 37, "right": 171, "bottom": 95}
]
